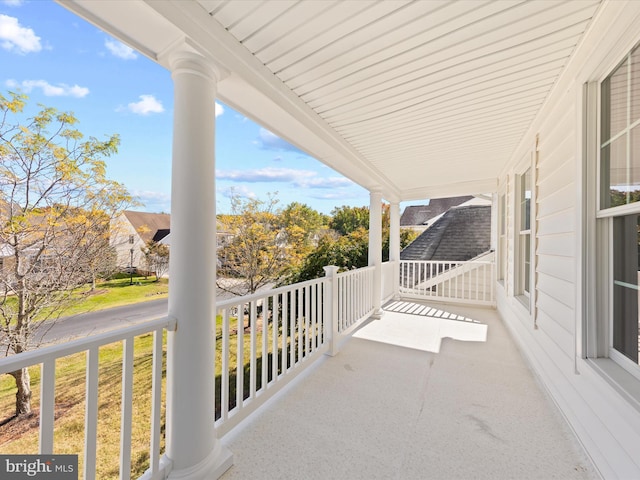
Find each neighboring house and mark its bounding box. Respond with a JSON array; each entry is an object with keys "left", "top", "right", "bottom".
[
  {"left": 111, "top": 210, "right": 171, "bottom": 272},
  {"left": 400, "top": 196, "right": 473, "bottom": 233},
  {"left": 112, "top": 211, "right": 235, "bottom": 272},
  {"left": 158, "top": 228, "right": 234, "bottom": 250},
  {"left": 400, "top": 204, "right": 491, "bottom": 262}
]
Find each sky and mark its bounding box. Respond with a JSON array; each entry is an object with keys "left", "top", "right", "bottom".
[{"left": 0, "top": 0, "right": 399, "bottom": 215}]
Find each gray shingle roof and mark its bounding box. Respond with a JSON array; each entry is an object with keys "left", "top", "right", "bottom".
[
  {"left": 400, "top": 196, "right": 473, "bottom": 226},
  {"left": 400, "top": 205, "right": 491, "bottom": 261}
]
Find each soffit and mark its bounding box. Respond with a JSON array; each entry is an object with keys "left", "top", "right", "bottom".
[
  {"left": 59, "top": 0, "right": 603, "bottom": 201},
  {"left": 198, "top": 0, "right": 602, "bottom": 199}
]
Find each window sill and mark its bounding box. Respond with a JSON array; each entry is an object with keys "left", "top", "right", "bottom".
[
  {"left": 515, "top": 294, "right": 530, "bottom": 312},
  {"left": 588, "top": 358, "right": 640, "bottom": 414}
]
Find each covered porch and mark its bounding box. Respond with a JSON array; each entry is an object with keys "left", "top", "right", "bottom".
[
  {"left": 5, "top": 0, "right": 640, "bottom": 478},
  {"left": 221, "top": 300, "right": 594, "bottom": 480}
]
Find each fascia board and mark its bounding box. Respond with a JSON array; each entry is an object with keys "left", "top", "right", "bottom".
[{"left": 401, "top": 177, "right": 498, "bottom": 202}]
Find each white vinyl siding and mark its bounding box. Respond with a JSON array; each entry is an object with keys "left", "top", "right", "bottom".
[{"left": 535, "top": 99, "right": 577, "bottom": 358}]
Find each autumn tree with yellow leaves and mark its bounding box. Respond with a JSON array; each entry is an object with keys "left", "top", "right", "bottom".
[{"left": 0, "top": 92, "right": 134, "bottom": 417}]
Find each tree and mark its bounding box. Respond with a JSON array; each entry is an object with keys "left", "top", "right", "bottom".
[
  {"left": 286, "top": 202, "right": 419, "bottom": 284},
  {"left": 76, "top": 210, "right": 119, "bottom": 290},
  {"left": 329, "top": 205, "right": 369, "bottom": 235},
  {"left": 277, "top": 202, "right": 330, "bottom": 268},
  {"left": 217, "top": 193, "right": 288, "bottom": 296},
  {"left": 0, "top": 92, "right": 134, "bottom": 417},
  {"left": 142, "top": 240, "right": 169, "bottom": 281}
]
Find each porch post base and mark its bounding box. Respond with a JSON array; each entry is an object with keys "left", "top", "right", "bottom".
[
  {"left": 371, "top": 308, "right": 384, "bottom": 320},
  {"left": 166, "top": 443, "right": 233, "bottom": 480}
]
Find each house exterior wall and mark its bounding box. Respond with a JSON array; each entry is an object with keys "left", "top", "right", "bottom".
[
  {"left": 110, "top": 213, "right": 146, "bottom": 271},
  {"left": 496, "top": 3, "right": 640, "bottom": 478}
]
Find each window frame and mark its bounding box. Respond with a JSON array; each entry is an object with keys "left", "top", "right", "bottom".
[
  {"left": 515, "top": 156, "right": 535, "bottom": 311},
  {"left": 498, "top": 190, "right": 507, "bottom": 284},
  {"left": 591, "top": 40, "right": 640, "bottom": 379}
]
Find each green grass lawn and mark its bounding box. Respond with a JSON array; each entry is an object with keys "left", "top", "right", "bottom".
[
  {"left": 58, "top": 275, "right": 169, "bottom": 317},
  {"left": 0, "top": 276, "right": 168, "bottom": 327}
]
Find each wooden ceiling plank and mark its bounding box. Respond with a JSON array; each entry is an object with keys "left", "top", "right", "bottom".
[
  {"left": 291, "top": 2, "right": 594, "bottom": 96},
  {"left": 255, "top": 0, "right": 378, "bottom": 64},
  {"left": 281, "top": 0, "right": 523, "bottom": 87},
  {"left": 317, "top": 56, "right": 568, "bottom": 120},
  {"left": 211, "top": 0, "right": 264, "bottom": 29},
  {"left": 337, "top": 92, "right": 545, "bottom": 141},
  {"left": 307, "top": 39, "right": 576, "bottom": 112},
  {"left": 227, "top": 1, "right": 297, "bottom": 43},
  {"left": 326, "top": 72, "right": 556, "bottom": 128}
]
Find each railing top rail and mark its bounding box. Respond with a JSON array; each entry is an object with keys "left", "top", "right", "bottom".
[
  {"left": 0, "top": 316, "right": 174, "bottom": 374},
  {"left": 216, "top": 276, "right": 327, "bottom": 309},
  {"left": 336, "top": 265, "right": 375, "bottom": 279},
  {"left": 400, "top": 260, "right": 494, "bottom": 265}
]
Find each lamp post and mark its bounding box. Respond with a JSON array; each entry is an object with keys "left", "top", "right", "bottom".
[{"left": 130, "top": 248, "right": 134, "bottom": 285}]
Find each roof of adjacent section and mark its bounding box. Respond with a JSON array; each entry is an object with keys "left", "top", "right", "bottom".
[
  {"left": 123, "top": 211, "right": 171, "bottom": 244},
  {"left": 400, "top": 205, "right": 491, "bottom": 262},
  {"left": 400, "top": 196, "right": 473, "bottom": 226}
]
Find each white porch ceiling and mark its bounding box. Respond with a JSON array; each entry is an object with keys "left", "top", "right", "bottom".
[{"left": 59, "top": 0, "right": 602, "bottom": 201}]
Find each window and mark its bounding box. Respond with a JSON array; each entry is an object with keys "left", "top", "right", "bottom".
[
  {"left": 518, "top": 168, "right": 532, "bottom": 303},
  {"left": 612, "top": 215, "right": 640, "bottom": 365},
  {"left": 600, "top": 43, "right": 640, "bottom": 210},
  {"left": 597, "top": 41, "right": 640, "bottom": 374},
  {"left": 498, "top": 193, "right": 507, "bottom": 282}
]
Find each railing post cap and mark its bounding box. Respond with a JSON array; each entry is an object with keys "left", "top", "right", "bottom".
[{"left": 323, "top": 265, "right": 340, "bottom": 275}]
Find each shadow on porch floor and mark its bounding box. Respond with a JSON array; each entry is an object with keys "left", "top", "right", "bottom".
[{"left": 220, "top": 301, "right": 597, "bottom": 480}]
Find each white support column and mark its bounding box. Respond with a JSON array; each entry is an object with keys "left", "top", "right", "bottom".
[
  {"left": 164, "top": 47, "right": 232, "bottom": 479},
  {"left": 389, "top": 202, "right": 401, "bottom": 299},
  {"left": 369, "top": 189, "right": 383, "bottom": 318}
]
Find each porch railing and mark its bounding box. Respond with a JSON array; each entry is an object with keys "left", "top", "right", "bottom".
[
  {"left": 335, "top": 266, "right": 375, "bottom": 334},
  {"left": 214, "top": 265, "right": 377, "bottom": 435},
  {"left": 0, "top": 316, "right": 174, "bottom": 480},
  {"left": 381, "top": 261, "right": 395, "bottom": 302},
  {"left": 399, "top": 255, "right": 495, "bottom": 306},
  {"left": 214, "top": 276, "right": 329, "bottom": 436},
  {"left": 0, "top": 258, "right": 496, "bottom": 479}
]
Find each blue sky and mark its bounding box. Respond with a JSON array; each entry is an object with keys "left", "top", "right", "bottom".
[{"left": 0, "top": 0, "right": 381, "bottom": 215}]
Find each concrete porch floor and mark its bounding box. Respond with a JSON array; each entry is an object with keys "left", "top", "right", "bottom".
[{"left": 220, "top": 301, "right": 598, "bottom": 480}]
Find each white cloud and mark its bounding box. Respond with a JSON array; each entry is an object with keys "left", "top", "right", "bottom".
[
  {"left": 216, "top": 167, "right": 353, "bottom": 190},
  {"left": 0, "top": 14, "right": 41, "bottom": 54},
  {"left": 217, "top": 167, "right": 315, "bottom": 184},
  {"left": 216, "top": 102, "right": 224, "bottom": 117},
  {"left": 105, "top": 39, "right": 137, "bottom": 60},
  {"left": 297, "top": 177, "right": 353, "bottom": 189},
  {"left": 257, "top": 128, "right": 302, "bottom": 153},
  {"left": 127, "top": 95, "right": 164, "bottom": 115},
  {"left": 132, "top": 190, "right": 171, "bottom": 212},
  {"left": 221, "top": 185, "right": 256, "bottom": 199},
  {"left": 2, "top": 0, "right": 25, "bottom": 6},
  {"left": 308, "top": 190, "right": 362, "bottom": 200},
  {"left": 6, "top": 79, "right": 89, "bottom": 97}
]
